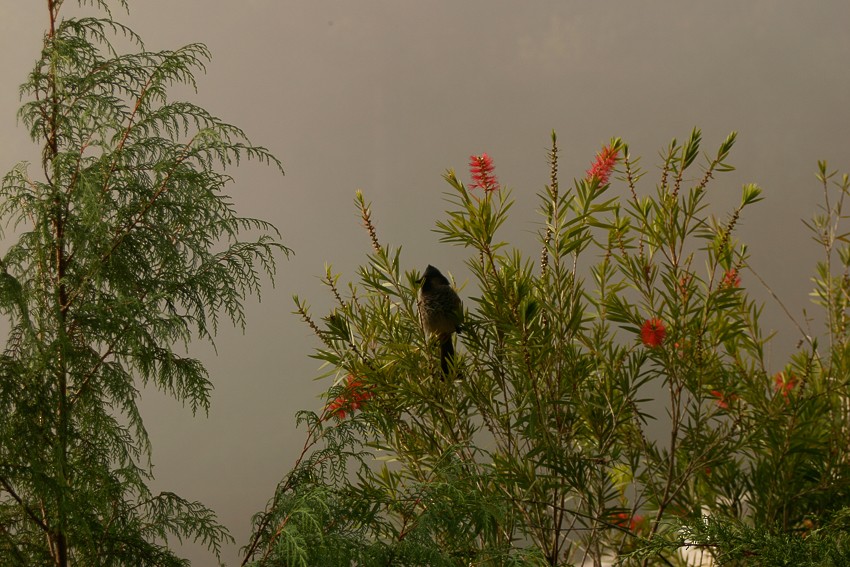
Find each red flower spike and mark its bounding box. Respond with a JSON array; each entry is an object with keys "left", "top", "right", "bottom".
[
  {"left": 710, "top": 390, "right": 727, "bottom": 409},
  {"left": 324, "top": 374, "right": 373, "bottom": 420},
  {"left": 614, "top": 512, "right": 645, "bottom": 532},
  {"left": 773, "top": 372, "right": 797, "bottom": 400},
  {"left": 326, "top": 398, "right": 346, "bottom": 420},
  {"left": 586, "top": 145, "right": 619, "bottom": 185},
  {"left": 722, "top": 268, "right": 741, "bottom": 288},
  {"left": 709, "top": 389, "right": 737, "bottom": 410},
  {"left": 640, "top": 318, "right": 666, "bottom": 348},
  {"left": 469, "top": 153, "right": 500, "bottom": 193}
]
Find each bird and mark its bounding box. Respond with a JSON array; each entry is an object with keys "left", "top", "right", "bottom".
[{"left": 417, "top": 265, "right": 463, "bottom": 376}]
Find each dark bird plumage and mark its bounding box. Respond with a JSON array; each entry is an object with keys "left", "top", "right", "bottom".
[{"left": 417, "top": 265, "right": 463, "bottom": 376}]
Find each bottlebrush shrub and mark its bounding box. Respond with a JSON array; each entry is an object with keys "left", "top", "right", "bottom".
[{"left": 244, "top": 131, "right": 850, "bottom": 566}]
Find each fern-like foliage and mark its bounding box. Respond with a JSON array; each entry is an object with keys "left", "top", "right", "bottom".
[
  {"left": 0, "top": 1, "right": 288, "bottom": 564},
  {"left": 629, "top": 512, "right": 850, "bottom": 566}
]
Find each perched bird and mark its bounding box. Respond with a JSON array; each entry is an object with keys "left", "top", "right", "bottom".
[{"left": 417, "top": 265, "right": 463, "bottom": 376}]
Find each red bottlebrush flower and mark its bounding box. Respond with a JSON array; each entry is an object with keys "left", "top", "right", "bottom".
[
  {"left": 710, "top": 390, "right": 727, "bottom": 409},
  {"left": 614, "top": 512, "right": 644, "bottom": 532},
  {"left": 586, "top": 145, "right": 619, "bottom": 185},
  {"left": 709, "top": 389, "right": 736, "bottom": 409},
  {"left": 348, "top": 382, "right": 372, "bottom": 412},
  {"left": 722, "top": 268, "right": 741, "bottom": 288},
  {"left": 326, "top": 398, "right": 346, "bottom": 420},
  {"left": 640, "top": 318, "right": 666, "bottom": 348},
  {"left": 325, "top": 374, "right": 373, "bottom": 420},
  {"left": 774, "top": 372, "right": 797, "bottom": 399},
  {"left": 469, "top": 153, "right": 500, "bottom": 192}
]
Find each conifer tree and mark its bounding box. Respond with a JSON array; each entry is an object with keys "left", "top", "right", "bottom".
[{"left": 0, "top": 1, "right": 288, "bottom": 564}]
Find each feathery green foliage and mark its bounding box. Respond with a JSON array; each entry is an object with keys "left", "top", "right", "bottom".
[{"left": 0, "top": 1, "right": 288, "bottom": 564}]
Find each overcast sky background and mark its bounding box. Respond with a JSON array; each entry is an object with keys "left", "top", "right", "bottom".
[{"left": 2, "top": 1, "right": 850, "bottom": 564}]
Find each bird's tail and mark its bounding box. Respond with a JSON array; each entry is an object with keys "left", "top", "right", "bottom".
[{"left": 440, "top": 335, "right": 455, "bottom": 376}]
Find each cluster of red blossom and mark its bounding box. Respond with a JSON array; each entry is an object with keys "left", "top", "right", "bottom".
[
  {"left": 469, "top": 153, "right": 500, "bottom": 193},
  {"left": 709, "top": 389, "right": 737, "bottom": 410},
  {"left": 613, "top": 512, "right": 645, "bottom": 532},
  {"left": 640, "top": 318, "right": 666, "bottom": 348},
  {"left": 586, "top": 145, "right": 619, "bottom": 185},
  {"left": 325, "top": 374, "right": 372, "bottom": 420},
  {"left": 722, "top": 268, "right": 741, "bottom": 288},
  {"left": 773, "top": 371, "right": 798, "bottom": 399},
  {"left": 709, "top": 372, "right": 798, "bottom": 411}
]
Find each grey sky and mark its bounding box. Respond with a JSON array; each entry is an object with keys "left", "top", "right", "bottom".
[{"left": 2, "top": 1, "right": 850, "bottom": 564}]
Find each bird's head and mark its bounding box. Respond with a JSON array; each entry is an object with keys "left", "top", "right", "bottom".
[{"left": 419, "top": 265, "right": 450, "bottom": 288}]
